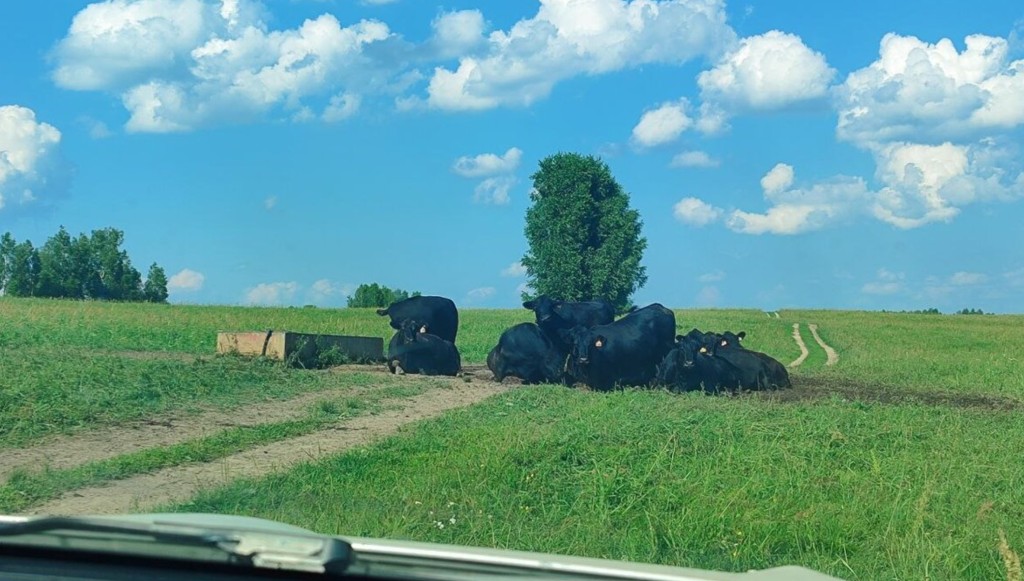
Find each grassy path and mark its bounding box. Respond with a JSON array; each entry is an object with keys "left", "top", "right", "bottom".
[{"left": 28, "top": 381, "right": 506, "bottom": 516}]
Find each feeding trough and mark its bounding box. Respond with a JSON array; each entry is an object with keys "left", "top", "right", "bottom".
[{"left": 216, "top": 330, "right": 384, "bottom": 367}]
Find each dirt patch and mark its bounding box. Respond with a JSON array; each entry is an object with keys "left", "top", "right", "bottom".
[
  {"left": 788, "top": 323, "right": 809, "bottom": 368},
  {"left": 807, "top": 324, "right": 839, "bottom": 366},
  {"left": 755, "top": 376, "right": 1022, "bottom": 411},
  {"left": 104, "top": 350, "right": 203, "bottom": 362},
  {"left": 2, "top": 385, "right": 365, "bottom": 482},
  {"left": 28, "top": 383, "right": 508, "bottom": 516}
]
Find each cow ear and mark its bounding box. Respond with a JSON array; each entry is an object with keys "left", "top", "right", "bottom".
[
  {"left": 376, "top": 308, "right": 388, "bottom": 316},
  {"left": 675, "top": 335, "right": 685, "bottom": 342},
  {"left": 523, "top": 300, "right": 535, "bottom": 310},
  {"left": 737, "top": 331, "right": 746, "bottom": 340},
  {"left": 593, "top": 335, "right": 606, "bottom": 349}
]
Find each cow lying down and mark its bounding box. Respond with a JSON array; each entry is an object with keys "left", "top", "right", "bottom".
[
  {"left": 655, "top": 329, "right": 790, "bottom": 394},
  {"left": 387, "top": 320, "right": 461, "bottom": 377}
]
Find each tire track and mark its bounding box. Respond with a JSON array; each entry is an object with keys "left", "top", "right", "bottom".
[
  {"left": 788, "top": 323, "right": 809, "bottom": 368},
  {"left": 27, "top": 383, "right": 507, "bottom": 516},
  {"left": 808, "top": 324, "right": 839, "bottom": 366}
]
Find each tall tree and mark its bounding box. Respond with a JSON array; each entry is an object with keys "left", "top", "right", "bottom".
[
  {"left": 89, "top": 228, "right": 142, "bottom": 300},
  {"left": 6, "top": 240, "right": 41, "bottom": 297},
  {"left": 143, "top": 263, "right": 169, "bottom": 303},
  {"left": 37, "top": 226, "right": 81, "bottom": 298},
  {"left": 0, "top": 232, "right": 16, "bottom": 292},
  {"left": 521, "top": 152, "right": 647, "bottom": 313}
]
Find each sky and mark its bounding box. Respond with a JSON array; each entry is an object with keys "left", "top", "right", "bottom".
[{"left": 1, "top": 0, "right": 1023, "bottom": 313}]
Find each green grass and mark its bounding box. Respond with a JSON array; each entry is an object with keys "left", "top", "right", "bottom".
[
  {"left": 4, "top": 298, "right": 1024, "bottom": 580},
  {"left": 174, "top": 387, "right": 1024, "bottom": 580},
  {"left": 0, "top": 385, "right": 428, "bottom": 513}
]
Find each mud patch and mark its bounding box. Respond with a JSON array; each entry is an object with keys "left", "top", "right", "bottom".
[
  {"left": 28, "top": 383, "right": 508, "bottom": 516},
  {"left": 756, "top": 376, "right": 1022, "bottom": 411}
]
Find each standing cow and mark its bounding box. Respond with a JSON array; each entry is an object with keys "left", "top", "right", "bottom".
[
  {"left": 564, "top": 303, "right": 676, "bottom": 391},
  {"left": 377, "top": 295, "right": 459, "bottom": 344},
  {"left": 522, "top": 295, "right": 615, "bottom": 352}
]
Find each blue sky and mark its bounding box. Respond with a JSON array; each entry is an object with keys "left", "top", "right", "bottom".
[{"left": 1, "top": 0, "right": 1023, "bottom": 312}]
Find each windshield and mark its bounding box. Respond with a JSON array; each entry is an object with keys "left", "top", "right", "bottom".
[{"left": 1, "top": 2, "right": 1022, "bottom": 581}]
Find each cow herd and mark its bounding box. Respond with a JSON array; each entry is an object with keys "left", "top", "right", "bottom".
[{"left": 377, "top": 294, "right": 791, "bottom": 394}]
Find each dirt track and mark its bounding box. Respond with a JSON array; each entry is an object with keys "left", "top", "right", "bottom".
[{"left": 27, "top": 377, "right": 507, "bottom": 516}]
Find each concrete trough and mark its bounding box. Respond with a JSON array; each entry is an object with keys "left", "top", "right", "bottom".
[{"left": 216, "top": 330, "right": 384, "bottom": 367}]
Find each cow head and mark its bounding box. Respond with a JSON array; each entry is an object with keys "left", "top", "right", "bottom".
[
  {"left": 523, "top": 295, "right": 561, "bottom": 324},
  {"left": 718, "top": 331, "right": 746, "bottom": 349},
  {"left": 398, "top": 319, "right": 427, "bottom": 343}
]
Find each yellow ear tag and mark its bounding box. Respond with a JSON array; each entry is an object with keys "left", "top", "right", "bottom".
[
  {"left": 699, "top": 347, "right": 707, "bottom": 354},
  {"left": 595, "top": 339, "right": 604, "bottom": 348},
  {"left": 420, "top": 325, "right": 428, "bottom": 333},
  {"left": 721, "top": 340, "right": 727, "bottom": 347}
]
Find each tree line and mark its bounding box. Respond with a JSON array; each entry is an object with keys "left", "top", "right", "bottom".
[{"left": 0, "top": 227, "right": 168, "bottom": 302}]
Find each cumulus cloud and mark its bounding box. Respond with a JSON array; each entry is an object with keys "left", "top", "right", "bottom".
[
  {"left": 671, "top": 150, "right": 719, "bottom": 168},
  {"left": 453, "top": 147, "right": 521, "bottom": 177},
  {"left": 862, "top": 269, "right": 905, "bottom": 296},
  {"left": 697, "top": 270, "right": 725, "bottom": 283},
  {"left": 699, "top": 30, "right": 834, "bottom": 110},
  {"left": 836, "top": 34, "right": 1024, "bottom": 145},
  {"left": 429, "top": 10, "right": 486, "bottom": 59},
  {"left": 631, "top": 99, "right": 692, "bottom": 147},
  {"left": 245, "top": 281, "right": 298, "bottom": 305},
  {"left": 501, "top": 261, "right": 527, "bottom": 277},
  {"left": 307, "top": 279, "right": 354, "bottom": 305},
  {"left": 454, "top": 147, "right": 521, "bottom": 204},
  {"left": 167, "top": 268, "right": 205, "bottom": 291},
  {"left": 949, "top": 271, "right": 987, "bottom": 286},
  {"left": 263, "top": 195, "right": 277, "bottom": 210},
  {"left": 426, "top": 0, "right": 735, "bottom": 110},
  {"left": 0, "top": 105, "right": 66, "bottom": 211},
  {"left": 53, "top": 0, "right": 405, "bottom": 131},
  {"left": 760, "top": 163, "right": 794, "bottom": 194},
  {"left": 465, "top": 286, "right": 495, "bottom": 303},
  {"left": 673, "top": 197, "right": 723, "bottom": 226}
]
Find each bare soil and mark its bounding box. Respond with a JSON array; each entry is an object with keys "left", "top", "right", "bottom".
[
  {"left": 28, "top": 381, "right": 507, "bottom": 516},
  {"left": 788, "top": 323, "right": 810, "bottom": 368},
  {"left": 808, "top": 324, "right": 839, "bottom": 366}
]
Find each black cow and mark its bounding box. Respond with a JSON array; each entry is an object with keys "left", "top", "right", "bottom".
[
  {"left": 710, "top": 330, "right": 791, "bottom": 389},
  {"left": 377, "top": 296, "right": 458, "bottom": 343},
  {"left": 387, "top": 320, "right": 461, "bottom": 376},
  {"left": 655, "top": 334, "right": 743, "bottom": 394},
  {"left": 564, "top": 303, "right": 676, "bottom": 391},
  {"left": 523, "top": 295, "right": 614, "bottom": 352},
  {"left": 486, "top": 323, "right": 564, "bottom": 385}
]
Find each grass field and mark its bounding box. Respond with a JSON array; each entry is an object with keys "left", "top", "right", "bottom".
[{"left": 2, "top": 297, "right": 1023, "bottom": 580}]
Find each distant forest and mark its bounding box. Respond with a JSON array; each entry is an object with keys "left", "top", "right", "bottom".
[{"left": 0, "top": 226, "right": 167, "bottom": 303}]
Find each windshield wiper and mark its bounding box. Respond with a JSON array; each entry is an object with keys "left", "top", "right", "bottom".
[{"left": 0, "top": 515, "right": 353, "bottom": 575}]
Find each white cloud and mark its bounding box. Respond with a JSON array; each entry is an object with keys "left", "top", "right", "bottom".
[
  {"left": 836, "top": 33, "right": 1024, "bottom": 146},
  {"left": 307, "top": 279, "right": 354, "bottom": 305},
  {"left": 501, "top": 261, "right": 527, "bottom": 277},
  {"left": 426, "top": 0, "right": 735, "bottom": 110},
  {"left": 361, "top": 0, "right": 399, "bottom": 4},
  {"left": 698, "top": 30, "right": 834, "bottom": 113},
  {"left": 430, "top": 10, "right": 486, "bottom": 59},
  {"left": 322, "top": 92, "right": 360, "bottom": 122},
  {"left": 465, "top": 286, "right": 495, "bottom": 303},
  {"left": 516, "top": 281, "right": 533, "bottom": 296},
  {"left": 950, "top": 271, "right": 987, "bottom": 286},
  {"left": 244, "top": 281, "right": 299, "bottom": 305},
  {"left": 54, "top": 1, "right": 405, "bottom": 131},
  {"left": 454, "top": 147, "right": 521, "bottom": 204},
  {"left": 453, "top": 147, "right": 522, "bottom": 177},
  {"left": 0, "top": 105, "right": 65, "bottom": 211},
  {"left": 167, "top": 268, "right": 205, "bottom": 291},
  {"left": 862, "top": 269, "right": 905, "bottom": 296},
  {"left": 673, "top": 197, "right": 723, "bottom": 226},
  {"left": 78, "top": 116, "right": 112, "bottom": 138},
  {"left": 760, "top": 163, "right": 794, "bottom": 194},
  {"left": 695, "top": 286, "right": 720, "bottom": 306},
  {"left": 697, "top": 270, "right": 725, "bottom": 283},
  {"left": 671, "top": 150, "right": 719, "bottom": 168},
  {"left": 631, "top": 99, "right": 692, "bottom": 147},
  {"left": 264, "top": 195, "right": 277, "bottom": 210}
]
